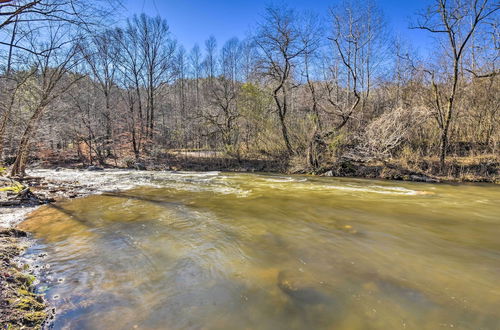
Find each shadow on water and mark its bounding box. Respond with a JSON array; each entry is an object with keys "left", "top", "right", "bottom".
[
  {"left": 45, "top": 201, "right": 159, "bottom": 271},
  {"left": 101, "top": 191, "right": 182, "bottom": 208},
  {"left": 46, "top": 203, "right": 94, "bottom": 227}
]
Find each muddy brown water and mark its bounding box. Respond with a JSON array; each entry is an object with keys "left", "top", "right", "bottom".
[{"left": 19, "top": 171, "right": 500, "bottom": 329}]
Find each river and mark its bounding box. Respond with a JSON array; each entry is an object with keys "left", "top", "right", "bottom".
[{"left": 19, "top": 170, "right": 500, "bottom": 329}]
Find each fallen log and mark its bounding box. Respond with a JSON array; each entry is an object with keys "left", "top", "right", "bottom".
[{"left": 0, "top": 200, "right": 21, "bottom": 206}]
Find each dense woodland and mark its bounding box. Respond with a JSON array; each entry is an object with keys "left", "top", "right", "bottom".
[{"left": 0, "top": 0, "right": 498, "bottom": 179}]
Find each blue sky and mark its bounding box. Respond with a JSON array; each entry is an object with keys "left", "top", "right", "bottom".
[{"left": 123, "top": 0, "right": 433, "bottom": 55}]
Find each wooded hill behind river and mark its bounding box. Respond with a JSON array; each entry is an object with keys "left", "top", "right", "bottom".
[{"left": 0, "top": 0, "right": 499, "bottom": 181}]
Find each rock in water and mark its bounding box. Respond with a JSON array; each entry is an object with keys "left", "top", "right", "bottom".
[
  {"left": 277, "top": 270, "right": 328, "bottom": 305},
  {"left": 134, "top": 162, "right": 146, "bottom": 170},
  {"left": 0, "top": 228, "right": 27, "bottom": 238},
  {"left": 87, "top": 166, "right": 104, "bottom": 171}
]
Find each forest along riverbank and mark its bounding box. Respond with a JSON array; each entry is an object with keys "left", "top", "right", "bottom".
[
  {"left": 0, "top": 168, "right": 152, "bottom": 328},
  {"left": 31, "top": 152, "right": 500, "bottom": 184}
]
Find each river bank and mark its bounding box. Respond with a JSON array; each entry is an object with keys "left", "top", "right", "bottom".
[
  {"left": 145, "top": 153, "right": 496, "bottom": 184},
  {"left": 0, "top": 172, "right": 105, "bottom": 328},
  {"left": 23, "top": 152, "right": 500, "bottom": 184},
  {"left": 0, "top": 228, "right": 49, "bottom": 328},
  {"left": 312, "top": 156, "right": 500, "bottom": 184},
  {"left": 0, "top": 169, "right": 143, "bottom": 328}
]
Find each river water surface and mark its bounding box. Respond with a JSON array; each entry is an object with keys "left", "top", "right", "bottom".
[{"left": 19, "top": 170, "right": 500, "bottom": 329}]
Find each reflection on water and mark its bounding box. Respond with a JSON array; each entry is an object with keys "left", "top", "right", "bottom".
[{"left": 20, "top": 171, "right": 500, "bottom": 329}]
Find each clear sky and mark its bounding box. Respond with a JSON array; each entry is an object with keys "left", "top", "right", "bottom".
[{"left": 123, "top": 0, "right": 433, "bottom": 55}]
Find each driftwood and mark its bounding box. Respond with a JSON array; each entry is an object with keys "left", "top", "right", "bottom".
[
  {"left": 0, "top": 180, "right": 45, "bottom": 207},
  {"left": 0, "top": 200, "right": 22, "bottom": 206},
  {"left": 10, "top": 176, "right": 44, "bottom": 182}
]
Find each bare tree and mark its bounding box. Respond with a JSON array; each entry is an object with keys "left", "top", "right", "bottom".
[
  {"left": 79, "top": 30, "right": 121, "bottom": 159},
  {"left": 203, "top": 38, "right": 243, "bottom": 155},
  {"left": 0, "top": 17, "right": 22, "bottom": 160},
  {"left": 0, "top": 0, "right": 122, "bottom": 48},
  {"left": 413, "top": 0, "right": 499, "bottom": 169},
  {"left": 0, "top": 70, "right": 35, "bottom": 161},
  {"left": 10, "top": 22, "right": 81, "bottom": 176},
  {"left": 189, "top": 44, "right": 202, "bottom": 108},
  {"left": 204, "top": 35, "right": 217, "bottom": 81},
  {"left": 114, "top": 25, "right": 146, "bottom": 160},
  {"left": 300, "top": 13, "right": 324, "bottom": 169},
  {"left": 305, "top": 0, "right": 387, "bottom": 169},
  {"left": 255, "top": 5, "right": 306, "bottom": 155},
  {"left": 130, "top": 14, "right": 176, "bottom": 140},
  {"left": 326, "top": 0, "right": 386, "bottom": 130}
]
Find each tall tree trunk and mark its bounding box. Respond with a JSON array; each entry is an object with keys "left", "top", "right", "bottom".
[
  {"left": 277, "top": 109, "right": 293, "bottom": 155},
  {"left": 0, "top": 96, "right": 14, "bottom": 160},
  {"left": 0, "top": 17, "right": 19, "bottom": 161},
  {"left": 439, "top": 126, "right": 449, "bottom": 170},
  {"left": 273, "top": 81, "right": 293, "bottom": 155},
  {"left": 104, "top": 90, "right": 112, "bottom": 157},
  {"left": 10, "top": 105, "right": 45, "bottom": 177},
  {"left": 0, "top": 113, "right": 9, "bottom": 161},
  {"left": 439, "top": 60, "right": 460, "bottom": 171}
]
